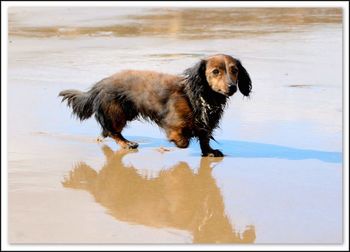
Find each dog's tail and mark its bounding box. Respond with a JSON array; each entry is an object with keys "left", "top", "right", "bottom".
[{"left": 59, "top": 88, "right": 97, "bottom": 121}]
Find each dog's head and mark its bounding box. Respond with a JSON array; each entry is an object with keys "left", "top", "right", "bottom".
[{"left": 184, "top": 54, "right": 252, "bottom": 97}]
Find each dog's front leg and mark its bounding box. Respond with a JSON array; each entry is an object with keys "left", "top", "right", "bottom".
[{"left": 198, "top": 134, "right": 223, "bottom": 157}]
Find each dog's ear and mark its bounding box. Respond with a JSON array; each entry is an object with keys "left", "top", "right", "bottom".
[
  {"left": 183, "top": 59, "right": 206, "bottom": 85},
  {"left": 237, "top": 60, "right": 252, "bottom": 97}
]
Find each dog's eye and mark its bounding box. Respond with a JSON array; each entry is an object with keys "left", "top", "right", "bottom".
[
  {"left": 232, "top": 68, "right": 238, "bottom": 74},
  {"left": 212, "top": 69, "right": 219, "bottom": 75}
]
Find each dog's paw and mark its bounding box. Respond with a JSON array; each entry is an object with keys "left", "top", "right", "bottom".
[
  {"left": 96, "top": 136, "right": 105, "bottom": 143},
  {"left": 202, "top": 149, "right": 224, "bottom": 157},
  {"left": 174, "top": 138, "right": 189, "bottom": 149},
  {"left": 126, "top": 141, "right": 139, "bottom": 149}
]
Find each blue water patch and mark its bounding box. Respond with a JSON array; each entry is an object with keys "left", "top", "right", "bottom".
[{"left": 128, "top": 136, "right": 342, "bottom": 164}]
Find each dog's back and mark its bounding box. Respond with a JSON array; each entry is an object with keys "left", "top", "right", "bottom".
[
  {"left": 106, "top": 70, "right": 183, "bottom": 112},
  {"left": 59, "top": 70, "right": 184, "bottom": 122}
]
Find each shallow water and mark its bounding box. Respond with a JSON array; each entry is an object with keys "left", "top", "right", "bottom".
[{"left": 7, "top": 7, "right": 343, "bottom": 244}]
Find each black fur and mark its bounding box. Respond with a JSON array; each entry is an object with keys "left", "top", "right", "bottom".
[
  {"left": 183, "top": 59, "right": 227, "bottom": 133},
  {"left": 237, "top": 60, "right": 252, "bottom": 97}
]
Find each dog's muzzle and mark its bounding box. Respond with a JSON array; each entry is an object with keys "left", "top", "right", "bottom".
[{"left": 227, "top": 84, "right": 237, "bottom": 96}]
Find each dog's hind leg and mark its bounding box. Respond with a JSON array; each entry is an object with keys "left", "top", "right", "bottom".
[
  {"left": 111, "top": 132, "right": 138, "bottom": 149},
  {"left": 95, "top": 101, "right": 138, "bottom": 149}
]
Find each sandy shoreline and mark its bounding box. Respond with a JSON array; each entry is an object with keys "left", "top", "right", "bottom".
[{"left": 7, "top": 7, "right": 343, "bottom": 244}]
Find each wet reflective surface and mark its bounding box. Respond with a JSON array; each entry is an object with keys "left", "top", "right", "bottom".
[
  {"left": 8, "top": 7, "right": 343, "bottom": 244},
  {"left": 62, "top": 146, "right": 255, "bottom": 243},
  {"left": 9, "top": 8, "right": 342, "bottom": 39}
]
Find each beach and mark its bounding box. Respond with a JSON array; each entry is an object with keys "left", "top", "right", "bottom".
[{"left": 7, "top": 7, "right": 343, "bottom": 244}]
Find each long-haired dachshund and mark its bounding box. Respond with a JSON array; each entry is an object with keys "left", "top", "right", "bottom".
[{"left": 59, "top": 54, "right": 252, "bottom": 157}]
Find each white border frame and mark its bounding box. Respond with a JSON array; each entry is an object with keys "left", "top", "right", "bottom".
[{"left": 1, "top": 1, "right": 349, "bottom": 251}]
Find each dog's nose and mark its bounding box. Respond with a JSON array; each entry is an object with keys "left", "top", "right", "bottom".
[{"left": 228, "top": 85, "right": 237, "bottom": 96}]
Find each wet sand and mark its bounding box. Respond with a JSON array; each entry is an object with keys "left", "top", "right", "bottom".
[{"left": 7, "top": 7, "right": 343, "bottom": 244}]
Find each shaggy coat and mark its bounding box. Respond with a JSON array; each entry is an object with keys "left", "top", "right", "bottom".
[{"left": 59, "top": 54, "right": 252, "bottom": 156}]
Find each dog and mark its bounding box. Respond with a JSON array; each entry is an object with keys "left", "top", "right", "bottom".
[{"left": 59, "top": 54, "right": 252, "bottom": 157}]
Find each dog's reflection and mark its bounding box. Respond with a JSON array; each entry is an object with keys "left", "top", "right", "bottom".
[{"left": 62, "top": 145, "right": 255, "bottom": 243}]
